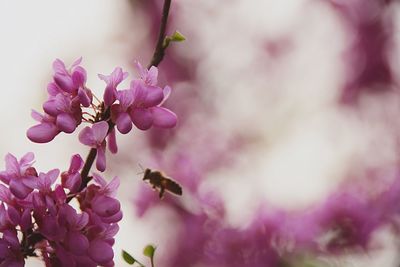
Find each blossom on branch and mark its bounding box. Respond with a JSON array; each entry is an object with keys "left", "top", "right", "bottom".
[{"left": 79, "top": 121, "right": 109, "bottom": 172}]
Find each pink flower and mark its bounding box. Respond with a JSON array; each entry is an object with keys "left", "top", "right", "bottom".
[
  {"left": 128, "top": 79, "right": 164, "bottom": 130},
  {"left": 24, "top": 169, "right": 60, "bottom": 194},
  {"left": 92, "top": 173, "right": 120, "bottom": 198},
  {"left": 61, "top": 154, "right": 84, "bottom": 193},
  {"left": 98, "top": 67, "right": 128, "bottom": 107},
  {"left": 0, "top": 153, "right": 37, "bottom": 199},
  {"left": 135, "top": 61, "right": 159, "bottom": 88},
  {"left": 52, "top": 58, "right": 92, "bottom": 107},
  {"left": 42, "top": 94, "right": 81, "bottom": 133},
  {"left": 90, "top": 173, "right": 122, "bottom": 223},
  {"left": 88, "top": 239, "right": 114, "bottom": 265},
  {"left": 107, "top": 128, "right": 118, "bottom": 154},
  {"left": 79, "top": 173, "right": 122, "bottom": 224},
  {"left": 0, "top": 230, "right": 24, "bottom": 266},
  {"left": 26, "top": 110, "right": 60, "bottom": 143},
  {"left": 110, "top": 89, "right": 135, "bottom": 134},
  {"left": 27, "top": 58, "right": 94, "bottom": 144},
  {"left": 108, "top": 61, "right": 177, "bottom": 132},
  {"left": 79, "top": 122, "right": 109, "bottom": 172},
  {"left": 129, "top": 82, "right": 177, "bottom": 130},
  {"left": 149, "top": 86, "right": 178, "bottom": 128}
]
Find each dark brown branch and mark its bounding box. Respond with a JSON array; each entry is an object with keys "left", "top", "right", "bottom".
[
  {"left": 80, "top": 148, "right": 97, "bottom": 186},
  {"left": 148, "top": 0, "right": 172, "bottom": 68}
]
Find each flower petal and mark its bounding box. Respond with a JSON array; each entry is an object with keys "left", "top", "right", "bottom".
[
  {"left": 31, "top": 110, "right": 44, "bottom": 122},
  {"left": 107, "top": 128, "right": 118, "bottom": 154},
  {"left": 78, "top": 126, "right": 95, "bottom": 146},
  {"left": 54, "top": 72, "right": 74, "bottom": 93},
  {"left": 22, "top": 178, "right": 38, "bottom": 190},
  {"left": 103, "top": 86, "right": 116, "bottom": 107},
  {"left": 19, "top": 152, "right": 34, "bottom": 167},
  {"left": 146, "top": 66, "right": 158, "bottom": 85},
  {"left": 71, "top": 57, "right": 83, "bottom": 68},
  {"left": 117, "top": 89, "right": 134, "bottom": 109},
  {"left": 63, "top": 172, "right": 81, "bottom": 193},
  {"left": 72, "top": 66, "right": 87, "bottom": 88},
  {"left": 66, "top": 232, "right": 89, "bottom": 255},
  {"left": 116, "top": 112, "right": 132, "bottom": 134},
  {"left": 159, "top": 85, "right": 172, "bottom": 106},
  {"left": 151, "top": 107, "right": 177, "bottom": 128},
  {"left": 92, "top": 173, "right": 107, "bottom": 188},
  {"left": 7, "top": 206, "right": 20, "bottom": 225},
  {"left": 92, "top": 121, "right": 109, "bottom": 142},
  {"left": 92, "top": 195, "right": 120, "bottom": 217},
  {"left": 0, "top": 185, "right": 11, "bottom": 202},
  {"left": 103, "top": 176, "right": 120, "bottom": 197},
  {"left": 135, "top": 61, "right": 147, "bottom": 80},
  {"left": 56, "top": 113, "right": 77, "bottom": 133},
  {"left": 130, "top": 108, "right": 153, "bottom": 130},
  {"left": 47, "top": 169, "right": 60, "bottom": 186},
  {"left": 143, "top": 86, "right": 164, "bottom": 107},
  {"left": 53, "top": 59, "right": 67, "bottom": 74},
  {"left": 88, "top": 240, "right": 113, "bottom": 264},
  {"left": 100, "top": 210, "right": 123, "bottom": 223},
  {"left": 9, "top": 180, "right": 32, "bottom": 199},
  {"left": 20, "top": 209, "right": 32, "bottom": 231},
  {"left": 96, "top": 146, "right": 106, "bottom": 172},
  {"left": 78, "top": 88, "right": 92, "bottom": 107},
  {"left": 43, "top": 99, "right": 59, "bottom": 116},
  {"left": 131, "top": 80, "right": 148, "bottom": 104},
  {"left": 27, "top": 123, "right": 59, "bottom": 143},
  {"left": 5, "top": 153, "right": 19, "bottom": 174},
  {"left": 54, "top": 94, "right": 71, "bottom": 112},
  {"left": 47, "top": 82, "right": 61, "bottom": 96},
  {"left": 69, "top": 154, "right": 84, "bottom": 173}
]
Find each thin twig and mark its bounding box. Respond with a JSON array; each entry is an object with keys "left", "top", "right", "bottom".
[{"left": 148, "top": 0, "right": 172, "bottom": 68}]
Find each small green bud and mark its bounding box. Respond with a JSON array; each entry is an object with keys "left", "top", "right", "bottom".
[
  {"left": 143, "top": 244, "right": 156, "bottom": 258},
  {"left": 170, "top": 31, "right": 186, "bottom": 42}
]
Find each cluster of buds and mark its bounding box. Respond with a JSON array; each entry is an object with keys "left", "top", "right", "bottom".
[{"left": 0, "top": 58, "right": 177, "bottom": 266}]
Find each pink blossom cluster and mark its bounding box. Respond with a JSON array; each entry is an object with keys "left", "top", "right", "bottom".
[
  {"left": 104, "top": 62, "right": 177, "bottom": 133},
  {"left": 0, "top": 58, "right": 177, "bottom": 266},
  {"left": 27, "top": 59, "right": 176, "bottom": 173},
  {"left": 27, "top": 58, "right": 92, "bottom": 143},
  {"left": 0, "top": 153, "right": 121, "bottom": 267}
]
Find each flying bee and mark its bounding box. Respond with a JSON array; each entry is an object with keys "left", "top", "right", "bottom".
[{"left": 141, "top": 168, "right": 182, "bottom": 198}]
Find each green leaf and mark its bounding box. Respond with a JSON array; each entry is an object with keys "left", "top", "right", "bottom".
[
  {"left": 122, "top": 250, "right": 136, "bottom": 265},
  {"left": 170, "top": 31, "right": 186, "bottom": 42},
  {"left": 143, "top": 244, "right": 156, "bottom": 258}
]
